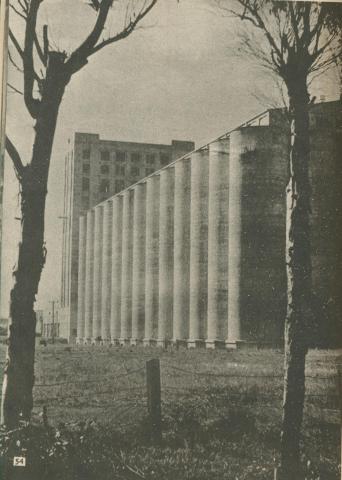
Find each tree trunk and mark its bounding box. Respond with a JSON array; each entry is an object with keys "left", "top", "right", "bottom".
[
  {"left": 279, "top": 75, "right": 311, "bottom": 479},
  {"left": 1, "top": 53, "right": 66, "bottom": 428}
]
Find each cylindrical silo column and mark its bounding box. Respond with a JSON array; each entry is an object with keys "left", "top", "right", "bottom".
[
  {"left": 84, "top": 210, "right": 95, "bottom": 344},
  {"left": 207, "top": 139, "right": 230, "bottom": 348},
  {"left": 158, "top": 167, "right": 175, "bottom": 347},
  {"left": 188, "top": 149, "right": 209, "bottom": 348},
  {"left": 120, "top": 189, "right": 134, "bottom": 345},
  {"left": 144, "top": 175, "right": 160, "bottom": 346},
  {"left": 110, "top": 195, "right": 123, "bottom": 344},
  {"left": 76, "top": 215, "right": 87, "bottom": 344},
  {"left": 173, "top": 157, "right": 191, "bottom": 345},
  {"left": 101, "top": 200, "right": 113, "bottom": 344},
  {"left": 92, "top": 205, "right": 103, "bottom": 344},
  {"left": 131, "top": 183, "right": 146, "bottom": 345},
  {"left": 226, "top": 130, "right": 242, "bottom": 347}
]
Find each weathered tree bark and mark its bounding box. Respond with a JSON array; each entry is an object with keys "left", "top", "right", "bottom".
[
  {"left": 1, "top": 53, "right": 67, "bottom": 428},
  {"left": 279, "top": 74, "right": 311, "bottom": 480}
]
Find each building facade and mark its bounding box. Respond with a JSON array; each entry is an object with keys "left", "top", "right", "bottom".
[
  {"left": 75, "top": 100, "right": 342, "bottom": 348},
  {"left": 59, "top": 133, "right": 195, "bottom": 340}
]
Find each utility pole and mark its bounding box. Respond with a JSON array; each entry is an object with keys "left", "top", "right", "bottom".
[{"left": 49, "top": 299, "right": 58, "bottom": 344}]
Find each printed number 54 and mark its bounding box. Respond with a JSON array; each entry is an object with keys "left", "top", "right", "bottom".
[{"left": 13, "top": 456, "right": 26, "bottom": 467}]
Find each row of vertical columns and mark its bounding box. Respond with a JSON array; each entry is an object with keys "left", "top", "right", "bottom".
[
  {"left": 207, "top": 140, "right": 230, "bottom": 347},
  {"left": 131, "top": 184, "right": 146, "bottom": 344},
  {"left": 92, "top": 206, "right": 103, "bottom": 343},
  {"left": 158, "top": 168, "right": 175, "bottom": 346},
  {"left": 188, "top": 150, "right": 209, "bottom": 347},
  {"left": 77, "top": 137, "right": 242, "bottom": 347},
  {"left": 173, "top": 158, "right": 191, "bottom": 343},
  {"left": 84, "top": 210, "right": 94, "bottom": 343},
  {"left": 76, "top": 216, "right": 86, "bottom": 343},
  {"left": 101, "top": 200, "right": 113, "bottom": 343},
  {"left": 144, "top": 175, "right": 160, "bottom": 345},
  {"left": 227, "top": 131, "right": 242, "bottom": 345},
  {"left": 120, "top": 190, "right": 134, "bottom": 344},
  {"left": 110, "top": 196, "right": 123, "bottom": 342}
]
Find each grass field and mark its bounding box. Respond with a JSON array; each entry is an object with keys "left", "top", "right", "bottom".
[{"left": 0, "top": 343, "right": 340, "bottom": 479}]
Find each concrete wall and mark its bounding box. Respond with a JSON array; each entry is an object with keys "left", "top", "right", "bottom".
[{"left": 75, "top": 101, "right": 341, "bottom": 348}]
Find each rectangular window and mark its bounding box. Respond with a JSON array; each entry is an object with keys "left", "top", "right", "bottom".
[
  {"left": 83, "top": 149, "right": 90, "bottom": 159},
  {"left": 99, "top": 179, "right": 110, "bottom": 193},
  {"left": 101, "top": 150, "right": 110, "bottom": 162},
  {"left": 146, "top": 153, "right": 156, "bottom": 165},
  {"left": 160, "top": 153, "right": 170, "bottom": 166},
  {"left": 116, "top": 151, "right": 126, "bottom": 163},
  {"left": 83, "top": 163, "right": 90, "bottom": 174},
  {"left": 131, "top": 152, "right": 141, "bottom": 163},
  {"left": 100, "top": 164, "right": 109, "bottom": 174},
  {"left": 82, "top": 196, "right": 89, "bottom": 208},
  {"left": 115, "top": 180, "right": 125, "bottom": 192},
  {"left": 115, "top": 165, "right": 125, "bottom": 176},
  {"left": 146, "top": 168, "right": 154, "bottom": 176},
  {"left": 82, "top": 177, "right": 90, "bottom": 191},
  {"left": 131, "top": 166, "right": 140, "bottom": 177}
]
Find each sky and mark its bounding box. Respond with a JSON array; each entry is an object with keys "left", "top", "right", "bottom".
[{"left": 1, "top": 0, "right": 340, "bottom": 317}]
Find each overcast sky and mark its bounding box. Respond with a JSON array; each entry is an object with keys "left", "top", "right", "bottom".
[{"left": 1, "top": 0, "right": 340, "bottom": 316}]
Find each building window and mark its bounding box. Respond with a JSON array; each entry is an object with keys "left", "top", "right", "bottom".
[
  {"left": 83, "top": 149, "right": 90, "bottom": 159},
  {"left": 99, "top": 179, "right": 110, "bottom": 193},
  {"left": 101, "top": 150, "right": 110, "bottom": 162},
  {"left": 146, "top": 153, "right": 155, "bottom": 165},
  {"left": 131, "top": 167, "right": 140, "bottom": 177},
  {"left": 83, "top": 163, "right": 90, "bottom": 174},
  {"left": 160, "top": 153, "right": 170, "bottom": 166},
  {"left": 116, "top": 165, "right": 125, "bottom": 176},
  {"left": 100, "top": 164, "right": 109, "bottom": 175},
  {"left": 146, "top": 168, "right": 154, "bottom": 176},
  {"left": 82, "top": 177, "right": 90, "bottom": 191},
  {"left": 131, "top": 152, "right": 141, "bottom": 163},
  {"left": 115, "top": 180, "right": 125, "bottom": 192},
  {"left": 116, "top": 151, "right": 126, "bottom": 163}
]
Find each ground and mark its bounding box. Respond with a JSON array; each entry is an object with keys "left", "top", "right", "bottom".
[{"left": 0, "top": 342, "right": 340, "bottom": 479}]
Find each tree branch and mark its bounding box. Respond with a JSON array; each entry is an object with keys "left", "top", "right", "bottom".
[
  {"left": 43, "top": 25, "right": 49, "bottom": 63},
  {"left": 289, "top": 3, "right": 300, "bottom": 48},
  {"left": 8, "top": 49, "right": 23, "bottom": 73},
  {"left": 9, "top": 3, "right": 27, "bottom": 21},
  {"left": 34, "top": 32, "right": 46, "bottom": 66},
  {"left": 230, "top": 0, "right": 285, "bottom": 70},
  {"left": 66, "top": 0, "right": 158, "bottom": 76},
  {"left": 90, "top": 0, "right": 158, "bottom": 55},
  {"left": 9, "top": 28, "right": 24, "bottom": 58},
  {"left": 5, "top": 136, "right": 25, "bottom": 180},
  {"left": 18, "top": 0, "right": 29, "bottom": 15},
  {"left": 307, "top": 4, "right": 326, "bottom": 45},
  {"left": 311, "top": 33, "right": 336, "bottom": 63},
  {"left": 8, "top": 83, "right": 23, "bottom": 95},
  {"left": 65, "top": 0, "right": 113, "bottom": 75},
  {"left": 23, "top": 0, "right": 42, "bottom": 118},
  {"left": 9, "top": 27, "right": 43, "bottom": 96}
]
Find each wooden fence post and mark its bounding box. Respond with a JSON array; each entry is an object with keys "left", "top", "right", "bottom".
[
  {"left": 146, "top": 358, "right": 162, "bottom": 444},
  {"left": 42, "top": 406, "right": 48, "bottom": 428}
]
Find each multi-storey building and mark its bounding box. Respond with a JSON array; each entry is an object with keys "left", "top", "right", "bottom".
[
  {"left": 75, "top": 100, "right": 342, "bottom": 348},
  {"left": 59, "top": 133, "right": 195, "bottom": 340}
]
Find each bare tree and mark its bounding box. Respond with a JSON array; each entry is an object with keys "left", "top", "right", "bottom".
[
  {"left": 214, "top": 1, "right": 342, "bottom": 478},
  {"left": 2, "top": 0, "right": 158, "bottom": 429}
]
